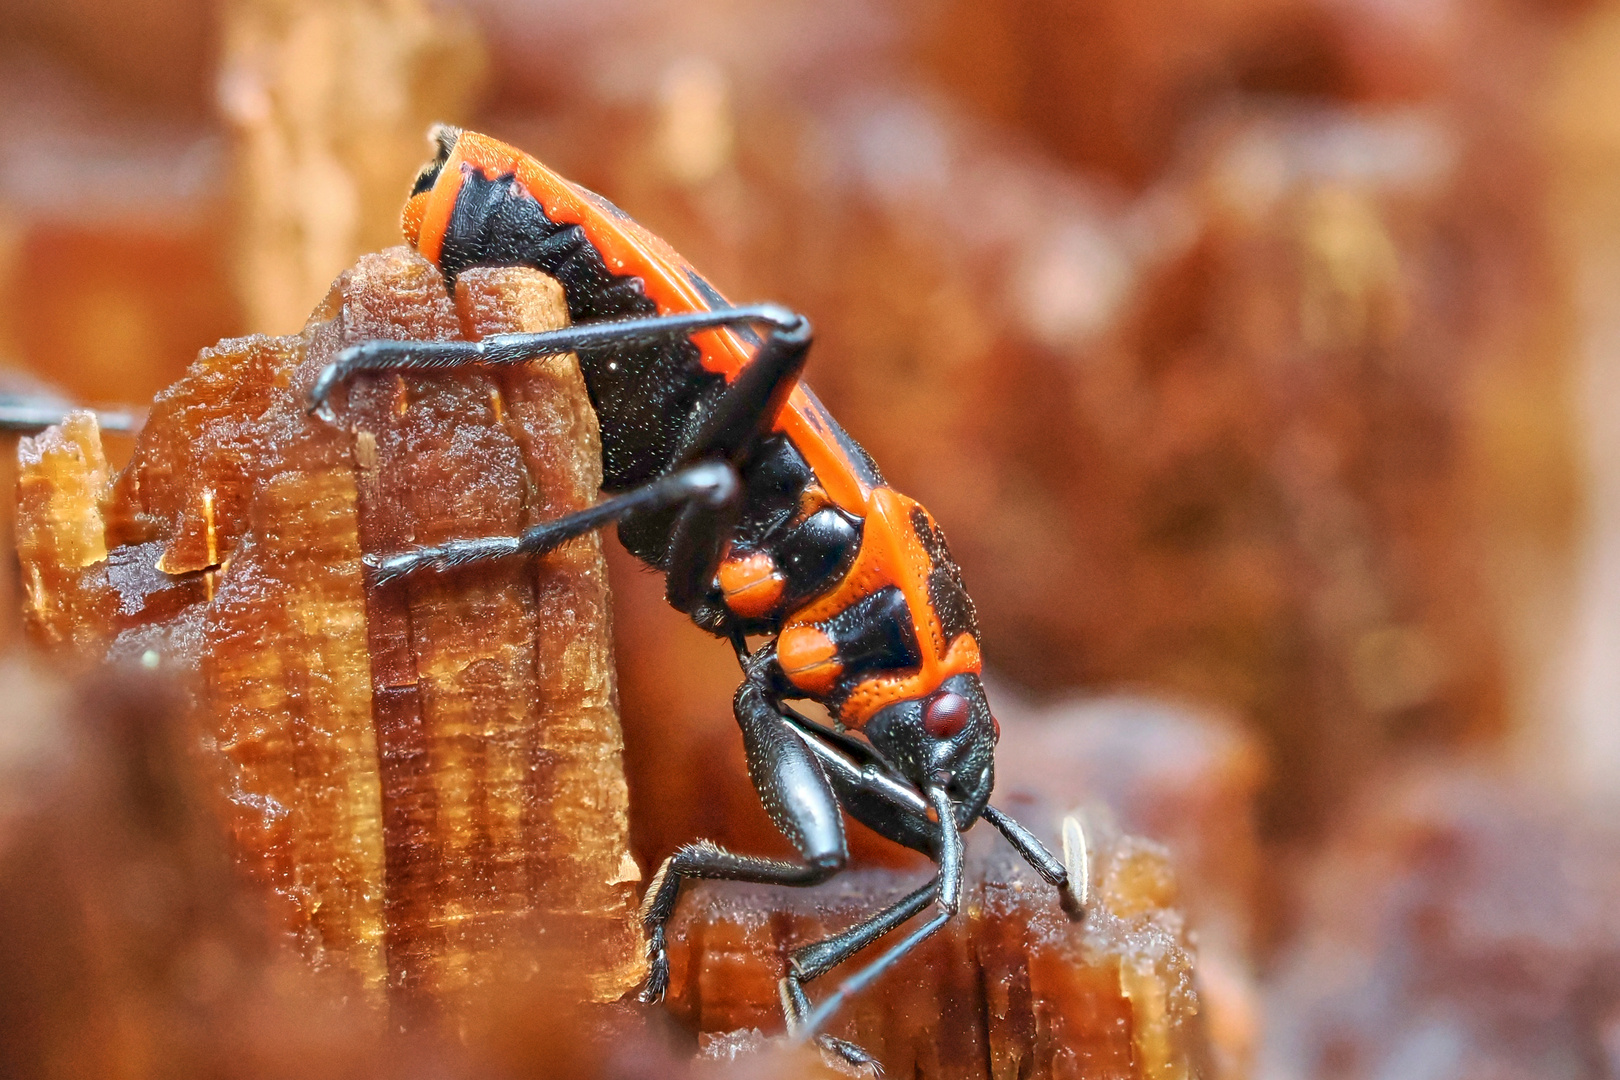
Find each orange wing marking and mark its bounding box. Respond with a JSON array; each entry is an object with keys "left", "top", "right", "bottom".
[{"left": 411, "top": 131, "right": 875, "bottom": 515}]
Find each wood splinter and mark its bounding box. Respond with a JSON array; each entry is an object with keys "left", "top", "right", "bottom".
[{"left": 15, "top": 246, "right": 645, "bottom": 1022}]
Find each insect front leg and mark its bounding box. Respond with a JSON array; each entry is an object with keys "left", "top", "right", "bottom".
[
  {"left": 983, "top": 804, "right": 1089, "bottom": 921},
  {"left": 787, "top": 784, "right": 965, "bottom": 1045},
  {"left": 774, "top": 878, "right": 933, "bottom": 1075},
  {"left": 785, "top": 879, "right": 935, "bottom": 988},
  {"left": 638, "top": 650, "right": 848, "bottom": 1004}
]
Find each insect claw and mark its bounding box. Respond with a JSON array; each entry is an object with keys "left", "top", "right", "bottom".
[
  {"left": 311, "top": 405, "right": 341, "bottom": 427},
  {"left": 362, "top": 551, "right": 418, "bottom": 584},
  {"left": 306, "top": 364, "right": 346, "bottom": 421},
  {"left": 638, "top": 934, "right": 671, "bottom": 1003},
  {"left": 814, "top": 1035, "right": 884, "bottom": 1076}
]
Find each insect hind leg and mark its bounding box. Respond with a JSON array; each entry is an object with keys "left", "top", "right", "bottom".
[{"left": 307, "top": 303, "right": 804, "bottom": 420}]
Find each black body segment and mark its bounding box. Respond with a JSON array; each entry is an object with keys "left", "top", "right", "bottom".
[
  {"left": 439, "top": 169, "right": 727, "bottom": 497},
  {"left": 305, "top": 129, "right": 1094, "bottom": 1063},
  {"left": 821, "top": 587, "right": 923, "bottom": 677},
  {"left": 910, "top": 507, "right": 979, "bottom": 643},
  {"left": 775, "top": 507, "right": 862, "bottom": 610}
]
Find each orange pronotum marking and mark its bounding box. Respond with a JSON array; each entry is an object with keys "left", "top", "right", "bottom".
[
  {"left": 412, "top": 153, "right": 466, "bottom": 266},
  {"left": 841, "top": 634, "right": 981, "bottom": 726},
  {"left": 718, "top": 551, "right": 786, "bottom": 620},
  {"left": 784, "top": 490, "right": 981, "bottom": 726},
  {"left": 401, "top": 191, "right": 430, "bottom": 248}
]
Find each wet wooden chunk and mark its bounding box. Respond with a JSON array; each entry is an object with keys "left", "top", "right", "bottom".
[
  {"left": 15, "top": 411, "right": 119, "bottom": 649},
  {"left": 0, "top": 662, "right": 702, "bottom": 1080},
  {"left": 663, "top": 824, "right": 1205, "bottom": 1080},
  {"left": 15, "top": 247, "right": 644, "bottom": 1020}
]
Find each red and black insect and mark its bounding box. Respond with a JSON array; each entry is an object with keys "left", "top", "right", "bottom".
[{"left": 308, "top": 126, "right": 1084, "bottom": 1066}]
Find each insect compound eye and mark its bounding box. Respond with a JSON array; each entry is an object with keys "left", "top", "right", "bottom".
[{"left": 922, "top": 691, "right": 972, "bottom": 740}]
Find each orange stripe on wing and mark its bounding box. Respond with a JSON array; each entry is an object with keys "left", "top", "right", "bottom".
[
  {"left": 438, "top": 131, "right": 875, "bottom": 514},
  {"left": 413, "top": 143, "right": 467, "bottom": 267}
]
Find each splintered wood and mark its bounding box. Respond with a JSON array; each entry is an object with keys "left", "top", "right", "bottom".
[
  {"left": 15, "top": 246, "right": 1210, "bottom": 1078},
  {"left": 666, "top": 825, "right": 1205, "bottom": 1080},
  {"left": 15, "top": 248, "right": 644, "bottom": 1020}
]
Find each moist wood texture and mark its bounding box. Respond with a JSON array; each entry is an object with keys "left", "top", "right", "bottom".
[
  {"left": 665, "top": 825, "right": 1207, "bottom": 1080},
  {"left": 14, "top": 246, "right": 1210, "bottom": 1076},
  {"left": 14, "top": 247, "right": 644, "bottom": 1020}
]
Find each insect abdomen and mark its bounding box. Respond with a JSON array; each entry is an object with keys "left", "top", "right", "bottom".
[{"left": 438, "top": 168, "right": 727, "bottom": 496}]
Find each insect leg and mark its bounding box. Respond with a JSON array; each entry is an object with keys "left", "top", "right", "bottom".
[
  {"left": 661, "top": 312, "right": 812, "bottom": 613},
  {"left": 772, "top": 876, "right": 933, "bottom": 1074},
  {"left": 796, "top": 785, "right": 965, "bottom": 1039},
  {"left": 673, "top": 311, "right": 812, "bottom": 463},
  {"left": 787, "top": 878, "right": 936, "bottom": 984},
  {"left": 366, "top": 460, "right": 736, "bottom": 584},
  {"left": 983, "top": 804, "right": 1088, "bottom": 921},
  {"left": 307, "top": 303, "right": 804, "bottom": 419},
  {"left": 661, "top": 481, "right": 744, "bottom": 614},
  {"left": 638, "top": 652, "right": 847, "bottom": 1004},
  {"left": 779, "top": 977, "right": 885, "bottom": 1076},
  {"left": 0, "top": 395, "right": 142, "bottom": 434}
]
